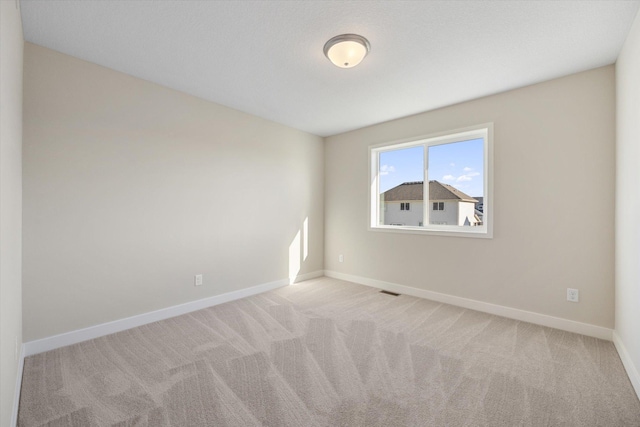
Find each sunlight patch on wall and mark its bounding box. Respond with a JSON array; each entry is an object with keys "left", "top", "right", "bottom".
[
  {"left": 303, "top": 217, "right": 309, "bottom": 261},
  {"left": 288, "top": 217, "right": 310, "bottom": 285},
  {"left": 288, "top": 229, "right": 301, "bottom": 284}
]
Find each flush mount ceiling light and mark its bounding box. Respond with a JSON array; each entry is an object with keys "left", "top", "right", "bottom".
[{"left": 323, "top": 34, "right": 370, "bottom": 69}]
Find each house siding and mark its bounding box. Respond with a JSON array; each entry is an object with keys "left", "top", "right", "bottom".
[{"left": 384, "top": 201, "right": 423, "bottom": 226}]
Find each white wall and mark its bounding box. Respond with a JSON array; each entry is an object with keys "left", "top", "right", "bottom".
[
  {"left": 384, "top": 201, "right": 423, "bottom": 226},
  {"left": 615, "top": 9, "right": 640, "bottom": 396},
  {"left": 0, "top": 1, "right": 23, "bottom": 426},
  {"left": 325, "top": 66, "right": 615, "bottom": 328},
  {"left": 23, "top": 44, "right": 324, "bottom": 342},
  {"left": 458, "top": 201, "right": 476, "bottom": 226},
  {"left": 429, "top": 201, "right": 457, "bottom": 225},
  {"left": 383, "top": 201, "right": 476, "bottom": 227}
]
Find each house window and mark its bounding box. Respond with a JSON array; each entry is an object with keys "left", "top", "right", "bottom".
[{"left": 369, "top": 124, "right": 493, "bottom": 238}]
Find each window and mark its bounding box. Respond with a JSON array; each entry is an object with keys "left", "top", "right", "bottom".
[{"left": 369, "top": 124, "right": 493, "bottom": 238}]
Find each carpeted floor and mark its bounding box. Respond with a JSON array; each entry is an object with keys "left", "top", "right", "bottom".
[{"left": 18, "top": 277, "right": 640, "bottom": 426}]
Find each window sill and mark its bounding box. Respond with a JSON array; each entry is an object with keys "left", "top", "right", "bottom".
[{"left": 369, "top": 225, "right": 493, "bottom": 239}]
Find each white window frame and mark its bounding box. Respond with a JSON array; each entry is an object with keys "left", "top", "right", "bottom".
[{"left": 369, "top": 123, "right": 493, "bottom": 238}]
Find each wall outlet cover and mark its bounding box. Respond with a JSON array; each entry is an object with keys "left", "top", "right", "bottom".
[{"left": 567, "top": 288, "right": 579, "bottom": 302}]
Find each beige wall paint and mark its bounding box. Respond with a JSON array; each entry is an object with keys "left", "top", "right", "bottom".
[
  {"left": 23, "top": 43, "right": 324, "bottom": 342},
  {"left": 325, "top": 66, "right": 615, "bottom": 328},
  {"left": 616, "top": 9, "right": 640, "bottom": 391},
  {"left": 0, "top": 1, "right": 23, "bottom": 425}
]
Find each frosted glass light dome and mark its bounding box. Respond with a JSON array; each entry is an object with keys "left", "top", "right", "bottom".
[{"left": 323, "top": 34, "right": 370, "bottom": 69}]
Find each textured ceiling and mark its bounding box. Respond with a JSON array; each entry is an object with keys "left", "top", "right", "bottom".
[{"left": 20, "top": 1, "right": 640, "bottom": 137}]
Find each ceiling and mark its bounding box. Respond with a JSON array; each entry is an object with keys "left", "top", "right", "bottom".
[{"left": 20, "top": 1, "right": 640, "bottom": 137}]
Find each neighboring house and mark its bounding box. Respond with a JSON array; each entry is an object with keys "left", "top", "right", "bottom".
[
  {"left": 474, "top": 196, "right": 484, "bottom": 224},
  {"left": 381, "top": 181, "right": 481, "bottom": 226},
  {"left": 474, "top": 196, "right": 484, "bottom": 213}
]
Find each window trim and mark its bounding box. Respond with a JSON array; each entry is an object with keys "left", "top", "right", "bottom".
[{"left": 369, "top": 123, "right": 493, "bottom": 239}]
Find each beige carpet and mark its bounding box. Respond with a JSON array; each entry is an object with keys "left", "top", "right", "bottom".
[{"left": 18, "top": 277, "right": 640, "bottom": 426}]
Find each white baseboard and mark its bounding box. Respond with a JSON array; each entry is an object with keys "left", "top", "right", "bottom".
[
  {"left": 290, "top": 270, "right": 325, "bottom": 284},
  {"left": 613, "top": 331, "right": 640, "bottom": 400},
  {"left": 11, "top": 344, "right": 25, "bottom": 427},
  {"left": 324, "top": 270, "right": 613, "bottom": 341},
  {"left": 24, "top": 270, "right": 323, "bottom": 357}
]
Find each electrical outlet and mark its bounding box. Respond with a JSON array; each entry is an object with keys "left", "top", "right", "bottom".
[
  {"left": 338, "top": 254, "right": 344, "bottom": 263},
  {"left": 194, "top": 274, "right": 203, "bottom": 286},
  {"left": 567, "top": 288, "right": 579, "bottom": 303}
]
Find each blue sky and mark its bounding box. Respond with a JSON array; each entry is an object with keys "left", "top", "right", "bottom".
[{"left": 379, "top": 138, "right": 484, "bottom": 197}]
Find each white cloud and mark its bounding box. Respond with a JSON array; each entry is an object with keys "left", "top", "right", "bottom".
[
  {"left": 456, "top": 171, "right": 480, "bottom": 182},
  {"left": 380, "top": 164, "right": 396, "bottom": 176},
  {"left": 442, "top": 174, "right": 455, "bottom": 181},
  {"left": 463, "top": 167, "right": 473, "bottom": 172}
]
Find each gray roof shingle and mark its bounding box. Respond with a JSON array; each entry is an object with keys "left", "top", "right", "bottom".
[{"left": 382, "top": 181, "right": 478, "bottom": 203}]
